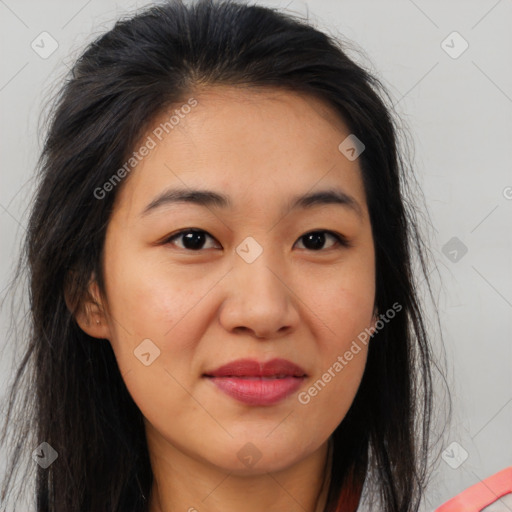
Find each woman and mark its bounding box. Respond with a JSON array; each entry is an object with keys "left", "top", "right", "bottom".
[{"left": 0, "top": 1, "right": 444, "bottom": 510}]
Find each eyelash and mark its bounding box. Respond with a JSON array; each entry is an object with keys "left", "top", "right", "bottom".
[{"left": 162, "top": 229, "right": 352, "bottom": 252}]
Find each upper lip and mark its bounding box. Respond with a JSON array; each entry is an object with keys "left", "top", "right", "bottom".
[{"left": 203, "top": 358, "right": 307, "bottom": 378}]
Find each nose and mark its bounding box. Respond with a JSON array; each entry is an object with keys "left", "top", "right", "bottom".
[{"left": 218, "top": 247, "right": 300, "bottom": 340}]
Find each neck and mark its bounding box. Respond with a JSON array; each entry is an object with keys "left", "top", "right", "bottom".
[{"left": 146, "top": 434, "right": 333, "bottom": 512}]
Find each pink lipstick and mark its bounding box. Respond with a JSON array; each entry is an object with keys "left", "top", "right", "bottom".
[{"left": 203, "top": 358, "right": 307, "bottom": 406}]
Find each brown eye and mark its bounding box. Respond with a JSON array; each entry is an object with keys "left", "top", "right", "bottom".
[
  {"left": 164, "top": 229, "right": 220, "bottom": 251},
  {"left": 294, "top": 230, "right": 350, "bottom": 251},
  {"left": 163, "top": 229, "right": 350, "bottom": 252}
]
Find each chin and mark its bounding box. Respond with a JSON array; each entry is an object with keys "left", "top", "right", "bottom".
[{"left": 204, "top": 437, "right": 311, "bottom": 475}]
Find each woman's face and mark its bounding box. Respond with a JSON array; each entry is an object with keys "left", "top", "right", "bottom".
[{"left": 90, "top": 86, "right": 376, "bottom": 475}]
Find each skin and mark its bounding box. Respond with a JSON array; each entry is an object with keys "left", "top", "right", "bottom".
[{"left": 75, "top": 85, "right": 377, "bottom": 512}]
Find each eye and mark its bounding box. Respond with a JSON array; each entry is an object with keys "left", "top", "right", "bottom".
[
  {"left": 163, "top": 228, "right": 350, "bottom": 252},
  {"left": 294, "top": 230, "right": 350, "bottom": 251},
  {"left": 163, "top": 229, "right": 220, "bottom": 251}
]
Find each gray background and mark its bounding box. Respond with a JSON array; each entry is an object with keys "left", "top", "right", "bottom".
[{"left": 1, "top": 0, "right": 511, "bottom": 510}]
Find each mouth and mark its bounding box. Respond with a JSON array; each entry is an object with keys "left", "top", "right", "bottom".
[
  {"left": 204, "top": 375, "right": 300, "bottom": 379},
  {"left": 203, "top": 357, "right": 307, "bottom": 379},
  {"left": 202, "top": 358, "right": 307, "bottom": 406}
]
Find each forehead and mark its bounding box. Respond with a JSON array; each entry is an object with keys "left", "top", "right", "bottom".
[
  {"left": 112, "top": 85, "right": 368, "bottom": 220},
  {"left": 173, "top": 84, "right": 351, "bottom": 149}
]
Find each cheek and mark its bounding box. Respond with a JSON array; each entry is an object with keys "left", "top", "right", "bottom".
[
  {"left": 305, "top": 260, "right": 375, "bottom": 345},
  {"left": 102, "top": 249, "right": 219, "bottom": 378},
  {"left": 101, "top": 256, "right": 208, "bottom": 419},
  {"left": 330, "top": 283, "right": 375, "bottom": 343},
  {"left": 103, "top": 245, "right": 193, "bottom": 335},
  {"left": 298, "top": 274, "right": 372, "bottom": 423},
  {"left": 297, "top": 252, "right": 374, "bottom": 412}
]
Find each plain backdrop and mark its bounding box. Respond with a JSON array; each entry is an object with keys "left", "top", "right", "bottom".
[{"left": 0, "top": 0, "right": 511, "bottom": 510}]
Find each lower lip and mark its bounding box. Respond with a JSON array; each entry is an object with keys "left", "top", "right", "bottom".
[{"left": 205, "top": 376, "right": 305, "bottom": 405}]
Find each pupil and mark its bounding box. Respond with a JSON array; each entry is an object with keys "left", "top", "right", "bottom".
[
  {"left": 304, "top": 232, "right": 325, "bottom": 250},
  {"left": 180, "top": 231, "right": 326, "bottom": 251},
  {"left": 183, "top": 231, "right": 205, "bottom": 250}
]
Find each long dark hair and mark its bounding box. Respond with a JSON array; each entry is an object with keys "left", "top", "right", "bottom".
[{"left": 0, "top": 1, "right": 447, "bottom": 510}]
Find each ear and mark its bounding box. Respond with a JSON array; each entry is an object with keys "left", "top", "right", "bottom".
[{"left": 64, "top": 271, "right": 111, "bottom": 340}]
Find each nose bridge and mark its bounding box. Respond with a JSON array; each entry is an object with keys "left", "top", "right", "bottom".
[
  {"left": 234, "top": 234, "right": 287, "bottom": 301},
  {"left": 219, "top": 234, "right": 298, "bottom": 338}
]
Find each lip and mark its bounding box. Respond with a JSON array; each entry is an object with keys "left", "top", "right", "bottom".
[
  {"left": 204, "top": 358, "right": 307, "bottom": 378},
  {"left": 203, "top": 358, "right": 307, "bottom": 406}
]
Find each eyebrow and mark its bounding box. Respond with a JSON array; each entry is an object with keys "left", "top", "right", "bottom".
[{"left": 140, "top": 187, "right": 363, "bottom": 219}]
